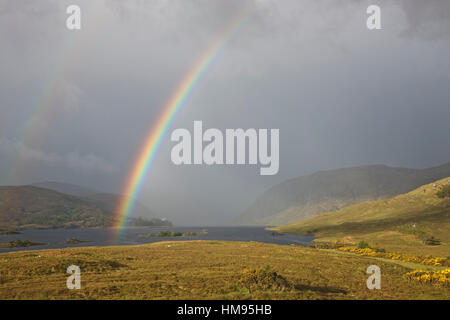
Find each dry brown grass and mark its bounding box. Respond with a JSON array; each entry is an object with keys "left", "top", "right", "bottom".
[{"left": 0, "top": 240, "right": 448, "bottom": 300}]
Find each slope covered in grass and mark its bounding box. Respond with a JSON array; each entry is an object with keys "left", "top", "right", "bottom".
[
  {"left": 31, "top": 181, "right": 157, "bottom": 222},
  {"left": 275, "top": 178, "right": 450, "bottom": 256},
  {"left": 236, "top": 162, "right": 450, "bottom": 226},
  {"left": 0, "top": 186, "right": 170, "bottom": 230},
  {"left": 0, "top": 186, "right": 112, "bottom": 229}
]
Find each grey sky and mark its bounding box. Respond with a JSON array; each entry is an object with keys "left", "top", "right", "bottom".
[{"left": 1, "top": 0, "right": 449, "bottom": 225}]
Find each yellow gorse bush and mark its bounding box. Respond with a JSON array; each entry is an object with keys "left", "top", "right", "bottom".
[
  {"left": 403, "top": 269, "right": 450, "bottom": 287},
  {"left": 337, "top": 247, "right": 449, "bottom": 267}
]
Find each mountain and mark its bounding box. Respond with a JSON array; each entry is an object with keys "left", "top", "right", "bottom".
[
  {"left": 0, "top": 186, "right": 112, "bottom": 229},
  {"left": 31, "top": 181, "right": 154, "bottom": 219},
  {"left": 0, "top": 184, "right": 170, "bottom": 230},
  {"left": 236, "top": 162, "right": 450, "bottom": 226},
  {"left": 275, "top": 177, "right": 450, "bottom": 254}
]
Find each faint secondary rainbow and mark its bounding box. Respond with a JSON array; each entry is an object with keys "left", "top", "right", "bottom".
[
  {"left": 5, "top": 2, "right": 106, "bottom": 186},
  {"left": 115, "top": 10, "right": 250, "bottom": 236}
]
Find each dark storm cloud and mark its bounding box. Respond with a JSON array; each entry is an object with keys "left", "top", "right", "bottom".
[{"left": 0, "top": 0, "right": 449, "bottom": 225}]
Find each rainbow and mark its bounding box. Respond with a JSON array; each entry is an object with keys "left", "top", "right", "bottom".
[
  {"left": 5, "top": 2, "right": 105, "bottom": 185},
  {"left": 115, "top": 10, "right": 250, "bottom": 237}
]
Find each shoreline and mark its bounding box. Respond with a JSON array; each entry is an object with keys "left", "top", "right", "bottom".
[{"left": 0, "top": 226, "right": 314, "bottom": 253}]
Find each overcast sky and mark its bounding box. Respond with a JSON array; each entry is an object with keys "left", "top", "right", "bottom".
[{"left": 1, "top": 0, "right": 450, "bottom": 225}]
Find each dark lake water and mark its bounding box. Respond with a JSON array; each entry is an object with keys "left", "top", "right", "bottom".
[{"left": 0, "top": 227, "right": 313, "bottom": 253}]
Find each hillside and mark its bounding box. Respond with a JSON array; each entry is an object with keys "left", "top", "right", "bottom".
[
  {"left": 275, "top": 177, "right": 450, "bottom": 256},
  {"left": 0, "top": 186, "right": 112, "bottom": 229},
  {"left": 31, "top": 182, "right": 100, "bottom": 197},
  {"left": 236, "top": 162, "right": 450, "bottom": 226},
  {"left": 0, "top": 185, "right": 170, "bottom": 230},
  {"left": 31, "top": 182, "right": 155, "bottom": 220}
]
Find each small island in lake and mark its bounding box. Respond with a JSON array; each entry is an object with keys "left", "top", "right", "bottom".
[
  {"left": 0, "top": 239, "right": 44, "bottom": 248},
  {"left": 138, "top": 231, "right": 199, "bottom": 238},
  {"left": 0, "top": 230, "right": 21, "bottom": 235},
  {"left": 65, "top": 238, "right": 90, "bottom": 244}
]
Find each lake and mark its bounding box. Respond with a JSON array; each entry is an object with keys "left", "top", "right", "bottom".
[{"left": 0, "top": 226, "right": 313, "bottom": 252}]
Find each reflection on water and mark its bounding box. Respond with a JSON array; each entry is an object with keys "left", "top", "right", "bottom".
[{"left": 0, "top": 226, "right": 314, "bottom": 252}]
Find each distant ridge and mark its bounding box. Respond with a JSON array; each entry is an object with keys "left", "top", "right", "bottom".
[
  {"left": 275, "top": 177, "right": 450, "bottom": 250},
  {"left": 31, "top": 181, "right": 100, "bottom": 198},
  {"left": 0, "top": 182, "right": 168, "bottom": 230},
  {"left": 31, "top": 181, "right": 154, "bottom": 219},
  {"left": 235, "top": 162, "right": 450, "bottom": 226},
  {"left": 0, "top": 185, "right": 111, "bottom": 229}
]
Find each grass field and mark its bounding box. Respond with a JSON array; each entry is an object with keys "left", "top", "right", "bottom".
[{"left": 0, "top": 240, "right": 448, "bottom": 300}]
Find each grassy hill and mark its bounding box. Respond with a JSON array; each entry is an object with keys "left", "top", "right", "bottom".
[
  {"left": 31, "top": 181, "right": 155, "bottom": 219},
  {"left": 0, "top": 185, "right": 170, "bottom": 230},
  {"left": 236, "top": 162, "right": 450, "bottom": 226},
  {"left": 0, "top": 186, "right": 112, "bottom": 229},
  {"left": 275, "top": 177, "right": 450, "bottom": 256}
]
